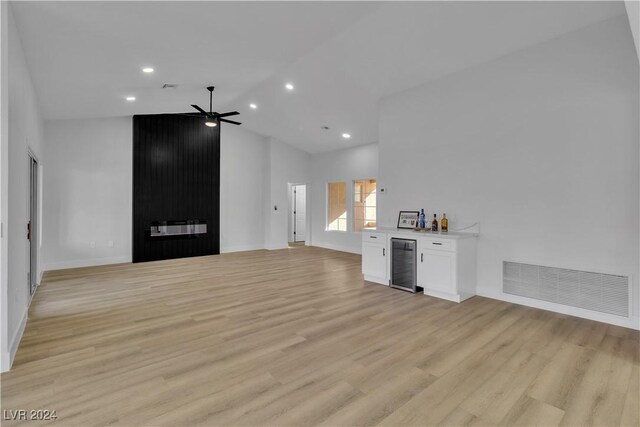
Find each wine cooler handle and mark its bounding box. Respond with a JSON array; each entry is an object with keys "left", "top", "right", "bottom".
[
  {"left": 421, "top": 253, "right": 424, "bottom": 262},
  {"left": 383, "top": 248, "right": 385, "bottom": 256}
]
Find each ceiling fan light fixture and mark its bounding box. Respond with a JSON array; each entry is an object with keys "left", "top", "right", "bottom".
[{"left": 191, "top": 85, "right": 242, "bottom": 126}]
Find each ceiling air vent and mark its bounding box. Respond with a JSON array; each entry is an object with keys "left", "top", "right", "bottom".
[{"left": 162, "top": 83, "right": 179, "bottom": 89}]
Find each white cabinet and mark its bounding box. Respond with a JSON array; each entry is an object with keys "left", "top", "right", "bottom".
[
  {"left": 418, "top": 236, "right": 476, "bottom": 302},
  {"left": 420, "top": 249, "right": 456, "bottom": 294},
  {"left": 362, "top": 231, "right": 388, "bottom": 285},
  {"left": 362, "top": 228, "right": 477, "bottom": 301},
  {"left": 362, "top": 243, "right": 387, "bottom": 283}
]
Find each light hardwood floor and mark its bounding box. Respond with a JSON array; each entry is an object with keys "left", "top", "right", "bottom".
[{"left": 1, "top": 246, "right": 638, "bottom": 427}]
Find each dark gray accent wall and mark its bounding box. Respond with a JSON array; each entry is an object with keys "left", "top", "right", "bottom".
[{"left": 132, "top": 114, "right": 220, "bottom": 262}]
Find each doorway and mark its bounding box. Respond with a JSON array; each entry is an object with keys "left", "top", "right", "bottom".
[
  {"left": 28, "top": 154, "right": 38, "bottom": 296},
  {"left": 290, "top": 184, "right": 306, "bottom": 243}
]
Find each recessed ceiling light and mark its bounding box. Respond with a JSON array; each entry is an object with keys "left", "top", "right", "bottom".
[
  {"left": 126, "top": 96, "right": 136, "bottom": 101},
  {"left": 204, "top": 121, "right": 217, "bottom": 127},
  {"left": 142, "top": 67, "right": 154, "bottom": 73},
  {"left": 249, "top": 103, "right": 257, "bottom": 109},
  {"left": 342, "top": 133, "right": 351, "bottom": 139},
  {"left": 285, "top": 83, "right": 294, "bottom": 91}
]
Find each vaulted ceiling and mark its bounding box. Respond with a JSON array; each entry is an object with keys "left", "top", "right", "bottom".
[{"left": 11, "top": 1, "right": 627, "bottom": 153}]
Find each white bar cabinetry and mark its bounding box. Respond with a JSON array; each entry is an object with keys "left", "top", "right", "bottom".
[{"left": 362, "top": 228, "right": 477, "bottom": 302}]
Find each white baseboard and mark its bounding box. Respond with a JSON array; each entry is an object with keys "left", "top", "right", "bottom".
[
  {"left": 476, "top": 287, "right": 639, "bottom": 330},
  {"left": 2, "top": 307, "right": 28, "bottom": 372},
  {"left": 424, "top": 288, "right": 464, "bottom": 303},
  {"left": 220, "top": 244, "right": 266, "bottom": 253},
  {"left": 311, "top": 241, "right": 361, "bottom": 255},
  {"left": 44, "top": 256, "right": 131, "bottom": 272},
  {"left": 265, "top": 244, "right": 288, "bottom": 251},
  {"left": 364, "top": 274, "right": 387, "bottom": 285}
]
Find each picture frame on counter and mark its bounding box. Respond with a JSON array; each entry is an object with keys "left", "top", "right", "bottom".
[{"left": 397, "top": 210, "right": 420, "bottom": 229}]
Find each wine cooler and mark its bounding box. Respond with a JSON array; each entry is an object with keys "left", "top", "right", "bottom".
[{"left": 390, "top": 238, "right": 420, "bottom": 293}]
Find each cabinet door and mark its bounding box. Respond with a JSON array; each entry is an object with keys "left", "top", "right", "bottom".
[
  {"left": 362, "top": 243, "right": 387, "bottom": 279},
  {"left": 420, "top": 250, "right": 456, "bottom": 294}
]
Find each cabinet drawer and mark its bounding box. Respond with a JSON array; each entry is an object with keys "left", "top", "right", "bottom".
[
  {"left": 362, "top": 232, "right": 386, "bottom": 243},
  {"left": 421, "top": 238, "right": 454, "bottom": 252}
]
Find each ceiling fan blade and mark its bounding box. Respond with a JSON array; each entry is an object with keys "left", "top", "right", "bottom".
[
  {"left": 215, "top": 111, "right": 240, "bottom": 118},
  {"left": 219, "top": 118, "right": 242, "bottom": 125},
  {"left": 191, "top": 104, "right": 209, "bottom": 116},
  {"left": 183, "top": 114, "right": 213, "bottom": 118}
]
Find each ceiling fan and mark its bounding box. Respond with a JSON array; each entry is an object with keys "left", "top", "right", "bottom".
[{"left": 189, "top": 86, "right": 241, "bottom": 127}]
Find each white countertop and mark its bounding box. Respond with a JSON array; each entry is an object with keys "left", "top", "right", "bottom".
[{"left": 362, "top": 226, "right": 477, "bottom": 240}]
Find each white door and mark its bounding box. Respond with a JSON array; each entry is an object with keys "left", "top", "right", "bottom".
[{"left": 293, "top": 185, "right": 306, "bottom": 242}]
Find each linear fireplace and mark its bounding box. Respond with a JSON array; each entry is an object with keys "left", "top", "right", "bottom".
[{"left": 149, "top": 220, "right": 207, "bottom": 239}]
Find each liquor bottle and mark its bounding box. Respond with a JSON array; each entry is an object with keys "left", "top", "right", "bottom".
[
  {"left": 419, "top": 209, "right": 426, "bottom": 229},
  {"left": 441, "top": 213, "right": 448, "bottom": 233},
  {"left": 431, "top": 214, "right": 438, "bottom": 232}
]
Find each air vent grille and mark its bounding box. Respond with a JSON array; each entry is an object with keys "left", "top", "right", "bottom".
[
  {"left": 162, "top": 83, "right": 179, "bottom": 89},
  {"left": 503, "top": 261, "right": 629, "bottom": 317}
]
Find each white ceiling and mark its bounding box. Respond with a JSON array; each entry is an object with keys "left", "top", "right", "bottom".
[{"left": 12, "top": 1, "right": 626, "bottom": 153}]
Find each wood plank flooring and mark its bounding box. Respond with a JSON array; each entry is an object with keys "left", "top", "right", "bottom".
[{"left": 1, "top": 246, "right": 638, "bottom": 426}]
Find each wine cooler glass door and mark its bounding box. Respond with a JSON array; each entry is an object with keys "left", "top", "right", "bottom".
[{"left": 390, "top": 238, "right": 417, "bottom": 292}]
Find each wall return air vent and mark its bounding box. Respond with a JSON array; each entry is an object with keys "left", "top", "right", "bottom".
[{"left": 503, "top": 261, "right": 629, "bottom": 317}]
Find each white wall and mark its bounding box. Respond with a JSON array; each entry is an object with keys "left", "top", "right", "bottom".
[
  {"left": 40, "top": 117, "right": 374, "bottom": 261},
  {"left": 2, "top": 3, "right": 45, "bottom": 371},
  {"left": 265, "top": 137, "right": 311, "bottom": 249},
  {"left": 41, "top": 120, "right": 272, "bottom": 262},
  {"left": 43, "top": 117, "right": 132, "bottom": 270},
  {"left": 310, "top": 143, "right": 378, "bottom": 254},
  {"left": 379, "top": 16, "right": 639, "bottom": 328},
  {"left": 220, "top": 125, "right": 269, "bottom": 253}
]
